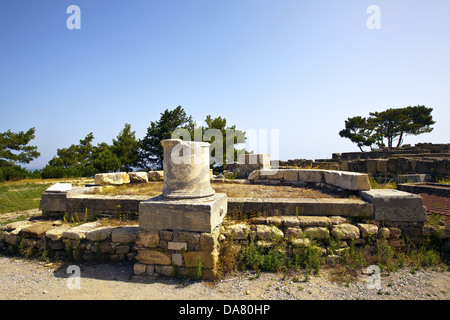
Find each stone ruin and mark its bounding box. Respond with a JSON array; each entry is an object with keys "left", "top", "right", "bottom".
[
  {"left": 135, "top": 139, "right": 227, "bottom": 279},
  {"left": 2, "top": 140, "right": 448, "bottom": 280}
]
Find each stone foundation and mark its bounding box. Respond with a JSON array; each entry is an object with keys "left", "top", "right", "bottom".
[{"left": 133, "top": 227, "right": 220, "bottom": 280}]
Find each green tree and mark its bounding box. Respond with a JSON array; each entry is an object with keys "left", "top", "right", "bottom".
[
  {"left": 339, "top": 116, "right": 376, "bottom": 152},
  {"left": 46, "top": 132, "right": 96, "bottom": 177},
  {"left": 112, "top": 123, "right": 140, "bottom": 171},
  {"left": 93, "top": 149, "right": 120, "bottom": 173},
  {"left": 0, "top": 127, "right": 40, "bottom": 166},
  {"left": 202, "top": 115, "right": 247, "bottom": 165},
  {"left": 139, "top": 106, "right": 193, "bottom": 169},
  {"left": 339, "top": 106, "right": 435, "bottom": 151}
]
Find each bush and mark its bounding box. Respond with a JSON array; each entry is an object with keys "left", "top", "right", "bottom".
[
  {"left": 0, "top": 165, "right": 30, "bottom": 181},
  {"left": 41, "top": 165, "right": 65, "bottom": 179}
]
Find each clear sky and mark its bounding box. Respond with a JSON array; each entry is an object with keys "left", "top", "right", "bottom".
[{"left": 1, "top": 0, "right": 449, "bottom": 170}]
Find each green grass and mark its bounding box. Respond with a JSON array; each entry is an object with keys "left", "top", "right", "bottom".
[{"left": 0, "top": 181, "right": 52, "bottom": 214}]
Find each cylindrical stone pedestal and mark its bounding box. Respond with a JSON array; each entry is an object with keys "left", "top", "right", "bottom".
[{"left": 161, "top": 139, "right": 215, "bottom": 199}]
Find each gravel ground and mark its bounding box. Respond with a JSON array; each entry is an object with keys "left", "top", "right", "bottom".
[{"left": 0, "top": 255, "right": 448, "bottom": 300}]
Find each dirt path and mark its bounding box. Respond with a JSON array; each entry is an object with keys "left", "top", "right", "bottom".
[{"left": 0, "top": 256, "right": 448, "bottom": 300}]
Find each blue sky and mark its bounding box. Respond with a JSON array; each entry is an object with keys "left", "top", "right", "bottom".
[{"left": 1, "top": 0, "right": 449, "bottom": 169}]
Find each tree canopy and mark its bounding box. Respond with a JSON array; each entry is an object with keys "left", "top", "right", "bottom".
[
  {"left": 139, "top": 106, "right": 193, "bottom": 169},
  {"left": 339, "top": 106, "right": 435, "bottom": 151},
  {"left": 0, "top": 127, "right": 40, "bottom": 166}
]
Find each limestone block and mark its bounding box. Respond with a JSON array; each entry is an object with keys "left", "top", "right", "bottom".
[
  {"left": 136, "top": 230, "right": 160, "bottom": 248},
  {"left": 297, "top": 169, "right": 324, "bottom": 184},
  {"left": 223, "top": 223, "right": 249, "bottom": 240},
  {"left": 172, "top": 253, "right": 183, "bottom": 266},
  {"left": 62, "top": 221, "right": 101, "bottom": 240},
  {"left": 94, "top": 172, "right": 130, "bottom": 186},
  {"left": 86, "top": 227, "right": 115, "bottom": 241},
  {"left": 378, "top": 227, "right": 390, "bottom": 239},
  {"left": 139, "top": 193, "right": 227, "bottom": 233},
  {"left": 148, "top": 171, "right": 164, "bottom": 181},
  {"left": 331, "top": 224, "right": 361, "bottom": 239},
  {"left": 45, "top": 225, "right": 71, "bottom": 241},
  {"left": 304, "top": 227, "right": 330, "bottom": 240},
  {"left": 323, "top": 170, "right": 370, "bottom": 191},
  {"left": 128, "top": 172, "right": 149, "bottom": 183},
  {"left": 168, "top": 242, "right": 187, "bottom": 251},
  {"left": 247, "top": 171, "right": 260, "bottom": 180},
  {"left": 46, "top": 183, "right": 72, "bottom": 192},
  {"left": 39, "top": 192, "right": 68, "bottom": 215},
  {"left": 1, "top": 221, "right": 33, "bottom": 233},
  {"left": 359, "top": 189, "right": 427, "bottom": 222},
  {"left": 258, "top": 169, "right": 284, "bottom": 180},
  {"left": 291, "top": 238, "right": 310, "bottom": 248},
  {"left": 200, "top": 228, "right": 220, "bottom": 251},
  {"left": 136, "top": 249, "right": 171, "bottom": 265},
  {"left": 285, "top": 227, "right": 303, "bottom": 238},
  {"left": 255, "top": 225, "right": 283, "bottom": 240},
  {"left": 298, "top": 216, "right": 331, "bottom": 227},
  {"left": 357, "top": 223, "right": 379, "bottom": 238},
  {"left": 19, "top": 223, "right": 54, "bottom": 239},
  {"left": 111, "top": 226, "right": 138, "bottom": 243},
  {"left": 134, "top": 263, "right": 147, "bottom": 275},
  {"left": 283, "top": 170, "right": 299, "bottom": 182},
  {"left": 183, "top": 249, "right": 218, "bottom": 269}
]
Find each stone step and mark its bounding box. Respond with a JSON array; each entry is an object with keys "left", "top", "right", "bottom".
[{"left": 227, "top": 197, "right": 373, "bottom": 218}]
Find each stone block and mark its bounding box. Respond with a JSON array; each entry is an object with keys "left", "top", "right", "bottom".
[
  {"left": 357, "top": 223, "right": 378, "bottom": 238},
  {"left": 46, "top": 183, "right": 72, "bottom": 193},
  {"left": 62, "top": 221, "right": 101, "bottom": 240},
  {"left": 223, "top": 223, "right": 249, "bottom": 240},
  {"left": 376, "top": 159, "right": 388, "bottom": 173},
  {"left": 297, "top": 169, "right": 324, "bottom": 183},
  {"left": 397, "top": 174, "right": 426, "bottom": 183},
  {"left": 86, "top": 227, "right": 115, "bottom": 241},
  {"left": 111, "top": 226, "right": 138, "bottom": 243},
  {"left": 128, "top": 172, "right": 149, "bottom": 183},
  {"left": 136, "top": 230, "right": 160, "bottom": 248},
  {"left": 283, "top": 170, "right": 299, "bottom": 182},
  {"left": 136, "top": 249, "right": 171, "bottom": 265},
  {"left": 183, "top": 249, "right": 218, "bottom": 269},
  {"left": 172, "top": 253, "right": 183, "bottom": 266},
  {"left": 45, "top": 225, "right": 71, "bottom": 241},
  {"left": 134, "top": 263, "right": 147, "bottom": 275},
  {"left": 285, "top": 227, "right": 303, "bottom": 238},
  {"left": 258, "top": 169, "right": 284, "bottom": 180},
  {"left": 323, "top": 170, "right": 370, "bottom": 191},
  {"left": 359, "top": 189, "right": 427, "bottom": 222},
  {"left": 94, "top": 172, "right": 130, "bottom": 186},
  {"left": 315, "top": 198, "right": 374, "bottom": 218},
  {"left": 200, "top": 229, "right": 219, "bottom": 251},
  {"left": 20, "top": 223, "right": 54, "bottom": 239},
  {"left": 255, "top": 225, "right": 283, "bottom": 240},
  {"left": 168, "top": 241, "right": 187, "bottom": 251},
  {"left": 304, "top": 227, "right": 330, "bottom": 240},
  {"left": 148, "top": 170, "right": 164, "bottom": 181},
  {"left": 331, "top": 224, "right": 360, "bottom": 240},
  {"left": 297, "top": 216, "right": 331, "bottom": 227},
  {"left": 39, "top": 192, "right": 68, "bottom": 215},
  {"left": 139, "top": 193, "right": 227, "bottom": 233}
]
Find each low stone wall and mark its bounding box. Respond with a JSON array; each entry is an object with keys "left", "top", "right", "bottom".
[
  {"left": 248, "top": 169, "right": 371, "bottom": 191},
  {"left": 133, "top": 227, "right": 220, "bottom": 280},
  {"left": 0, "top": 220, "right": 138, "bottom": 263},
  {"left": 339, "top": 157, "right": 450, "bottom": 179},
  {"left": 222, "top": 215, "right": 408, "bottom": 258}
]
